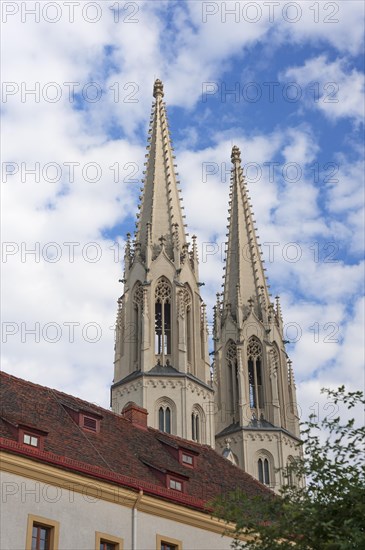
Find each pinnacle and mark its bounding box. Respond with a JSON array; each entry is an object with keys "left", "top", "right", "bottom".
[
  {"left": 231, "top": 145, "right": 241, "bottom": 164},
  {"left": 153, "top": 79, "right": 164, "bottom": 98}
]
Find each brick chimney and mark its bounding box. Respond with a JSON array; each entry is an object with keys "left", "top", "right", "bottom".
[{"left": 122, "top": 402, "right": 148, "bottom": 429}]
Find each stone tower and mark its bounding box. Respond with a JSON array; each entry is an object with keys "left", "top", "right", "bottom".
[
  {"left": 111, "top": 80, "right": 214, "bottom": 446},
  {"left": 213, "top": 146, "right": 301, "bottom": 492}
]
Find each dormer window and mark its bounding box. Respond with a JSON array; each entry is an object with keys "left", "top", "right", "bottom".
[
  {"left": 179, "top": 449, "right": 197, "bottom": 468},
  {"left": 169, "top": 478, "right": 182, "bottom": 491},
  {"left": 23, "top": 433, "right": 39, "bottom": 447},
  {"left": 156, "top": 436, "right": 199, "bottom": 469},
  {"left": 182, "top": 453, "right": 193, "bottom": 465},
  {"left": 166, "top": 470, "right": 188, "bottom": 492},
  {"left": 82, "top": 415, "right": 99, "bottom": 432},
  {"left": 18, "top": 425, "right": 47, "bottom": 451},
  {"left": 61, "top": 402, "right": 102, "bottom": 433}
]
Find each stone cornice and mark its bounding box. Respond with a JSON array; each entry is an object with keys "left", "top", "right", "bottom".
[
  {"left": 112, "top": 371, "right": 214, "bottom": 393},
  {"left": 216, "top": 425, "right": 302, "bottom": 443}
]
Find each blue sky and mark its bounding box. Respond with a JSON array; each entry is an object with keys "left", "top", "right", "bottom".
[{"left": 1, "top": 1, "right": 364, "bottom": 423}]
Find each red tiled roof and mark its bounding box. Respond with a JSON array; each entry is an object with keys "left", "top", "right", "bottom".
[{"left": 0, "top": 371, "right": 272, "bottom": 511}]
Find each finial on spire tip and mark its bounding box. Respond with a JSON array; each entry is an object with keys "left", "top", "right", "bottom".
[
  {"left": 231, "top": 145, "right": 241, "bottom": 164},
  {"left": 153, "top": 79, "right": 164, "bottom": 98}
]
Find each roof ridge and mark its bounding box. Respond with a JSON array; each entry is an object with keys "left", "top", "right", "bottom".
[{"left": 0, "top": 370, "right": 113, "bottom": 418}]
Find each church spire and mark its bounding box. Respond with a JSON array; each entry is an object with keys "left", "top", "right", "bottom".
[
  {"left": 112, "top": 80, "right": 215, "bottom": 448},
  {"left": 135, "top": 79, "right": 187, "bottom": 262},
  {"left": 215, "top": 146, "right": 301, "bottom": 492},
  {"left": 223, "top": 145, "right": 270, "bottom": 320}
]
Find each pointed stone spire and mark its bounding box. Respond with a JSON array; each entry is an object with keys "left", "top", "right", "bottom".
[
  {"left": 223, "top": 145, "right": 270, "bottom": 320},
  {"left": 215, "top": 146, "right": 302, "bottom": 489},
  {"left": 136, "top": 79, "right": 187, "bottom": 261}
]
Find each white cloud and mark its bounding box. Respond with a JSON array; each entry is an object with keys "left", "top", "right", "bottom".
[
  {"left": 279, "top": 1, "right": 365, "bottom": 56},
  {"left": 325, "top": 154, "right": 365, "bottom": 254},
  {"left": 296, "top": 295, "right": 365, "bottom": 427},
  {"left": 283, "top": 56, "right": 365, "bottom": 123}
]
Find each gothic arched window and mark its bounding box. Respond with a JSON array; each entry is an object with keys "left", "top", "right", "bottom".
[
  {"left": 191, "top": 405, "right": 205, "bottom": 443},
  {"left": 156, "top": 398, "right": 175, "bottom": 434},
  {"left": 155, "top": 279, "right": 172, "bottom": 358},
  {"left": 226, "top": 341, "right": 239, "bottom": 417},
  {"left": 258, "top": 458, "right": 270, "bottom": 485},
  {"left": 247, "top": 337, "right": 263, "bottom": 410},
  {"left": 186, "top": 303, "right": 192, "bottom": 365},
  {"left": 159, "top": 406, "right": 171, "bottom": 433},
  {"left": 132, "top": 283, "right": 143, "bottom": 369},
  {"left": 191, "top": 411, "right": 200, "bottom": 442},
  {"left": 182, "top": 286, "right": 193, "bottom": 367}
]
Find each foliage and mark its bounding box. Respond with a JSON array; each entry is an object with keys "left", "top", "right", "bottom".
[{"left": 214, "top": 387, "right": 365, "bottom": 549}]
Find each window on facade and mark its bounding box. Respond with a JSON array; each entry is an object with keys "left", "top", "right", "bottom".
[
  {"left": 157, "top": 535, "right": 182, "bottom": 550},
  {"left": 191, "top": 411, "right": 200, "bottom": 442},
  {"left": 161, "top": 544, "right": 178, "bottom": 550},
  {"left": 155, "top": 280, "right": 172, "bottom": 357},
  {"left": 264, "top": 458, "right": 270, "bottom": 484},
  {"left": 258, "top": 458, "right": 270, "bottom": 485},
  {"left": 248, "top": 337, "right": 263, "bottom": 410},
  {"left": 186, "top": 305, "right": 192, "bottom": 364},
  {"left": 24, "top": 433, "right": 39, "bottom": 447},
  {"left": 226, "top": 341, "right": 239, "bottom": 416},
  {"left": 169, "top": 479, "right": 182, "bottom": 491},
  {"left": 287, "top": 457, "right": 297, "bottom": 487},
  {"left": 100, "top": 541, "right": 117, "bottom": 550},
  {"left": 95, "top": 532, "right": 123, "bottom": 550},
  {"left": 27, "top": 516, "right": 59, "bottom": 550},
  {"left": 180, "top": 286, "right": 193, "bottom": 368},
  {"left": 159, "top": 406, "right": 171, "bottom": 434},
  {"left": 32, "top": 524, "right": 51, "bottom": 550}
]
